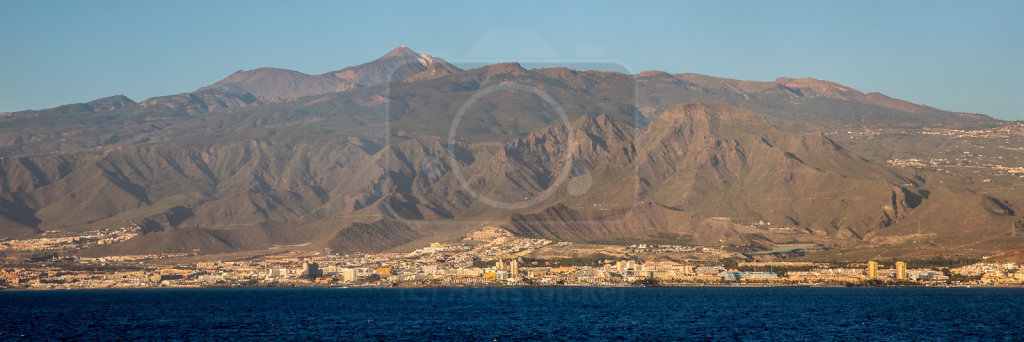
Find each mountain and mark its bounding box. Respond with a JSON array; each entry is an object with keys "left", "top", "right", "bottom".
[
  {"left": 197, "top": 68, "right": 358, "bottom": 102},
  {"left": 0, "top": 95, "right": 135, "bottom": 123},
  {"left": 0, "top": 46, "right": 1017, "bottom": 259},
  {"left": 131, "top": 46, "right": 462, "bottom": 117},
  {"left": 196, "top": 46, "right": 462, "bottom": 102},
  {"left": 635, "top": 72, "right": 992, "bottom": 130},
  {"left": 328, "top": 45, "right": 462, "bottom": 86},
  {"left": 139, "top": 88, "right": 260, "bottom": 115}
]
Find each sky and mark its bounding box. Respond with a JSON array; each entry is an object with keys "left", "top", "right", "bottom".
[{"left": 1, "top": 1, "right": 1022, "bottom": 120}]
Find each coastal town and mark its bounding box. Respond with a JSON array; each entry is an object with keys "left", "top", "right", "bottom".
[{"left": 3, "top": 226, "right": 1022, "bottom": 290}]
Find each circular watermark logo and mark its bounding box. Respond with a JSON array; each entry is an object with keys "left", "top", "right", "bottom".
[{"left": 447, "top": 82, "right": 574, "bottom": 210}]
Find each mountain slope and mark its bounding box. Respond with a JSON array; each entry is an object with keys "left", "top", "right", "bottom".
[
  {"left": 198, "top": 68, "right": 358, "bottom": 101},
  {"left": 499, "top": 102, "right": 929, "bottom": 245}
]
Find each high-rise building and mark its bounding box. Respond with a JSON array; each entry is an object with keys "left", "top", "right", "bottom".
[
  {"left": 867, "top": 261, "right": 879, "bottom": 280},
  {"left": 300, "top": 262, "right": 321, "bottom": 278},
  {"left": 510, "top": 259, "right": 519, "bottom": 278},
  {"left": 896, "top": 261, "right": 907, "bottom": 280},
  {"left": 340, "top": 268, "right": 357, "bottom": 282}
]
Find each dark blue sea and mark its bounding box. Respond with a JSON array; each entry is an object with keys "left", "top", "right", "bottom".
[{"left": 2, "top": 287, "right": 1023, "bottom": 341}]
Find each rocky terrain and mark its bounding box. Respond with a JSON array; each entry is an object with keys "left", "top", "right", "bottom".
[{"left": 0, "top": 46, "right": 1018, "bottom": 260}]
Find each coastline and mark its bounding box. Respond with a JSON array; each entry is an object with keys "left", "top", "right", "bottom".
[{"left": 4, "top": 281, "right": 1019, "bottom": 292}]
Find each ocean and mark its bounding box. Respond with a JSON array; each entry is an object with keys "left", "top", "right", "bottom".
[{"left": 2, "top": 287, "right": 1022, "bottom": 341}]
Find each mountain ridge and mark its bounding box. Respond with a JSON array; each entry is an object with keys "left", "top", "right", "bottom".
[
  {"left": 195, "top": 46, "right": 463, "bottom": 104},
  {"left": 0, "top": 46, "right": 1017, "bottom": 260},
  {"left": 2, "top": 46, "right": 992, "bottom": 130}
]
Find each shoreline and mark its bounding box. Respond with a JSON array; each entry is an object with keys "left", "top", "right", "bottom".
[{"left": 4, "top": 282, "right": 1021, "bottom": 292}]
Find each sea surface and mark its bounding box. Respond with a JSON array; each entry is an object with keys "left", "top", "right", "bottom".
[{"left": 2, "top": 287, "right": 1023, "bottom": 341}]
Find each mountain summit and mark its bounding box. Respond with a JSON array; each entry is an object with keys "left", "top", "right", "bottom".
[
  {"left": 381, "top": 45, "right": 419, "bottom": 58},
  {"left": 329, "top": 46, "right": 462, "bottom": 86}
]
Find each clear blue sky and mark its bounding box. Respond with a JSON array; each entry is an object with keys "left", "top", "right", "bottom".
[{"left": 1, "top": 1, "right": 1022, "bottom": 120}]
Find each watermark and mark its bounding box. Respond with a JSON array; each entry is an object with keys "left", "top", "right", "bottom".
[
  {"left": 379, "top": 56, "right": 641, "bottom": 226},
  {"left": 446, "top": 82, "right": 574, "bottom": 210}
]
